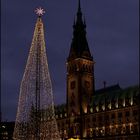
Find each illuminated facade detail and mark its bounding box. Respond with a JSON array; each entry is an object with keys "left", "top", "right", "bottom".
[
  {"left": 108, "top": 102, "right": 112, "bottom": 109},
  {"left": 90, "top": 108, "right": 93, "bottom": 113},
  {"left": 130, "top": 96, "right": 133, "bottom": 106},
  {"left": 115, "top": 99, "right": 118, "bottom": 108},
  {"left": 13, "top": 9, "right": 60, "bottom": 140},
  {"left": 96, "top": 106, "right": 99, "bottom": 112},
  {"left": 102, "top": 105, "right": 105, "bottom": 111},
  {"left": 49, "top": 90, "right": 139, "bottom": 139},
  {"left": 123, "top": 99, "right": 126, "bottom": 107}
]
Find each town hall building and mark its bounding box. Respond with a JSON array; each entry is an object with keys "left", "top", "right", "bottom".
[{"left": 55, "top": 1, "right": 140, "bottom": 140}]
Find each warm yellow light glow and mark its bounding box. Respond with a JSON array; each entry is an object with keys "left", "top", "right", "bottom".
[
  {"left": 109, "top": 125, "right": 112, "bottom": 129},
  {"left": 102, "top": 105, "right": 105, "bottom": 110},
  {"left": 90, "top": 107, "right": 93, "bottom": 113},
  {"left": 130, "top": 97, "right": 133, "bottom": 105},
  {"left": 84, "top": 107, "right": 87, "bottom": 113},
  {"left": 123, "top": 124, "right": 126, "bottom": 127},
  {"left": 108, "top": 103, "right": 111, "bottom": 109},
  {"left": 96, "top": 106, "right": 99, "bottom": 112},
  {"left": 115, "top": 100, "right": 118, "bottom": 108},
  {"left": 130, "top": 123, "right": 133, "bottom": 127},
  {"left": 130, "top": 123, "right": 133, "bottom": 133},
  {"left": 2, "top": 125, "right": 6, "bottom": 128},
  {"left": 96, "top": 127, "right": 99, "bottom": 130},
  {"left": 100, "top": 130, "right": 103, "bottom": 133},
  {"left": 123, "top": 99, "right": 125, "bottom": 107},
  {"left": 68, "top": 138, "right": 80, "bottom": 140},
  {"left": 90, "top": 128, "right": 93, "bottom": 132}
]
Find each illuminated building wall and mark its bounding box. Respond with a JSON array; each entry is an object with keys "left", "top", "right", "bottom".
[
  {"left": 55, "top": 1, "right": 140, "bottom": 140},
  {"left": 56, "top": 85, "right": 140, "bottom": 140}
]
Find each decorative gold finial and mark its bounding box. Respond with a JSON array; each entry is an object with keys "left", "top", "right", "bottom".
[{"left": 35, "top": 7, "right": 45, "bottom": 17}]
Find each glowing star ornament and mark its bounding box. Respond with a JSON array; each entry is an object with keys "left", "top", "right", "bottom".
[{"left": 35, "top": 7, "right": 45, "bottom": 16}]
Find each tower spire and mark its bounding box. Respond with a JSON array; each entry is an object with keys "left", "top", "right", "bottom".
[
  {"left": 77, "top": 0, "right": 83, "bottom": 24},
  {"left": 78, "top": 0, "right": 81, "bottom": 13},
  {"left": 67, "top": 1, "right": 95, "bottom": 138},
  {"left": 68, "top": 0, "right": 92, "bottom": 61}
]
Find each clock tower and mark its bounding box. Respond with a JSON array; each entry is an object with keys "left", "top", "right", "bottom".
[{"left": 66, "top": 0, "right": 95, "bottom": 138}]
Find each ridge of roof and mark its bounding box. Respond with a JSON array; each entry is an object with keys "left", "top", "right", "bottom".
[{"left": 95, "top": 84, "right": 121, "bottom": 95}]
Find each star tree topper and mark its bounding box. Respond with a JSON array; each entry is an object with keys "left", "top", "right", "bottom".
[{"left": 35, "top": 7, "right": 45, "bottom": 17}]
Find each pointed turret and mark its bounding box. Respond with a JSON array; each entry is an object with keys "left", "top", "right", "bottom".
[
  {"left": 68, "top": 0, "right": 92, "bottom": 61},
  {"left": 78, "top": 0, "right": 81, "bottom": 11},
  {"left": 77, "top": 0, "right": 82, "bottom": 24}
]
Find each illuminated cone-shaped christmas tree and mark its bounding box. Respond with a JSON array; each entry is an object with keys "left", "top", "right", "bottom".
[{"left": 13, "top": 8, "right": 60, "bottom": 140}]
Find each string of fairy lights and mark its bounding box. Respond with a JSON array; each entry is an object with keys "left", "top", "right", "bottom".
[{"left": 13, "top": 8, "right": 61, "bottom": 140}]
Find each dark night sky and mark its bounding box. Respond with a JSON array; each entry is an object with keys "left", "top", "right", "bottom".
[{"left": 1, "top": 0, "right": 139, "bottom": 121}]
